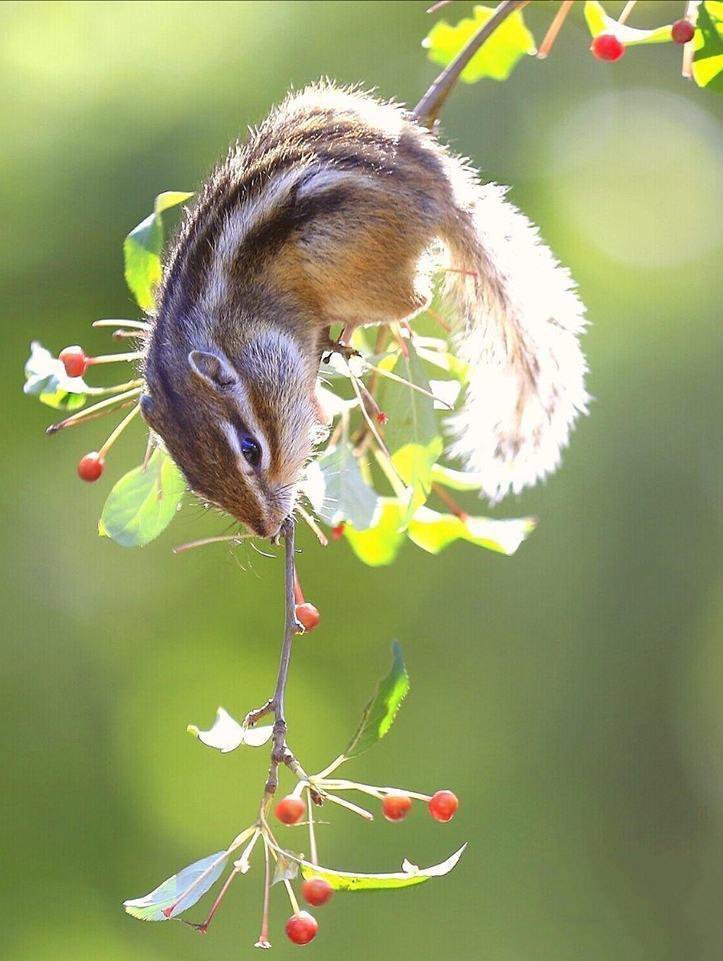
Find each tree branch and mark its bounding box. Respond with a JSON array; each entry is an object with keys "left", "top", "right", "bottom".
[{"left": 414, "top": 0, "right": 528, "bottom": 128}]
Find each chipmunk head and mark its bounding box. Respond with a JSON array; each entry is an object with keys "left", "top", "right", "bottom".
[{"left": 141, "top": 327, "right": 322, "bottom": 538}]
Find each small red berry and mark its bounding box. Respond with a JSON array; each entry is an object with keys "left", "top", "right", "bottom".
[
  {"left": 275, "top": 795, "right": 306, "bottom": 825},
  {"left": 59, "top": 345, "right": 89, "bottom": 378},
  {"left": 295, "top": 602, "right": 320, "bottom": 632},
  {"left": 331, "top": 523, "right": 345, "bottom": 541},
  {"left": 301, "top": 877, "right": 333, "bottom": 907},
  {"left": 375, "top": 410, "right": 389, "bottom": 426},
  {"left": 382, "top": 794, "right": 412, "bottom": 822},
  {"left": 671, "top": 18, "right": 695, "bottom": 44},
  {"left": 285, "top": 911, "right": 318, "bottom": 945},
  {"left": 428, "top": 789, "right": 459, "bottom": 823},
  {"left": 77, "top": 451, "right": 105, "bottom": 482},
  {"left": 590, "top": 33, "right": 625, "bottom": 61}
]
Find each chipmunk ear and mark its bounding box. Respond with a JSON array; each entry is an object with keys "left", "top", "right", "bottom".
[{"left": 188, "top": 349, "right": 237, "bottom": 391}]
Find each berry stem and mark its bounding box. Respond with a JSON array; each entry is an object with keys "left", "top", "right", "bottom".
[
  {"left": 98, "top": 403, "right": 141, "bottom": 457},
  {"left": 283, "top": 878, "right": 301, "bottom": 915},
  {"left": 171, "top": 533, "right": 252, "bottom": 555},
  {"left": 196, "top": 866, "right": 241, "bottom": 933},
  {"left": 537, "top": 0, "right": 574, "bottom": 59},
  {"left": 256, "top": 837, "right": 272, "bottom": 948},
  {"left": 85, "top": 378, "right": 144, "bottom": 397},
  {"left": 296, "top": 506, "right": 329, "bottom": 546},
  {"left": 306, "top": 788, "right": 319, "bottom": 866},
  {"left": 92, "top": 318, "right": 151, "bottom": 331},
  {"left": 617, "top": 0, "right": 637, "bottom": 25},
  {"left": 45, "top": 386, "right": 142, "bottom": 434},
  {"left": 432, "top": 483, "right": 469, "bottom": 522},
  {"left": 323, "top": 792, "right": 374, "bottom": 821},
  {"left": 88, "top": 350, "right": 142, "bottom": 365}
]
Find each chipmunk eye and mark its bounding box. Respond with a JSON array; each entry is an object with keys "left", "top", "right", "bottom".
[{"left": 239, "top": 434, "right": 262, "bottom": 468}]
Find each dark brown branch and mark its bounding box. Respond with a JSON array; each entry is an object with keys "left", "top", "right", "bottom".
[{"left": 414, "top": 0, "right": 529, "bottom": 128}]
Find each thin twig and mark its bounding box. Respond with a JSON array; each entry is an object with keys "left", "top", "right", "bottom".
[
  {"left": 414, "top": 0, "right": 529, "bottom": 128},
  {"left": 537, "top": 0, "right": 575, "bottom": 59}
]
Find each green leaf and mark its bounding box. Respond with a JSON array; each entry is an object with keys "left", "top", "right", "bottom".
[
  {"left": 124, "top": 191, "right": 192, "bottom": 311},
  {"left": 315, "top": 443, "right": 379, "bottom": 530},
  {"left": 23, "top": 341, "right": 88, "bottom": 410},
  {"left": 408, "top": 506, "right": 536, "bottom": 557},
  {"left": 583, "top": 1, "right": 673, "bottom": 45},
  {"left": 423, "top": 4, "right": 535, "bottom": 83},
  {"left": 381, "top": 341, "right": 439, "bottom": 452},
  {"left": 123, "top": 850, "right": 229, "bottom": 921},
  {"left": 343, "top": 642, "right": 409, "bottom": 759},
  {"left": 299, "top": 844, "right": 467, "bottom": 892},
  {"left": 693, "top": 1, "right": 723, "bottom": 91},
  {"left": 344, "top": 499, "right": 406, "bottom": 567},
  {"left": 98, "top": 447, "right": 185, "bottom": 547}
]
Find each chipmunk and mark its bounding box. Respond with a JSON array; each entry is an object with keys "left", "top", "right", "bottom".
[{"left": 140, "top": 83, "right": 587, "bottom": 538}]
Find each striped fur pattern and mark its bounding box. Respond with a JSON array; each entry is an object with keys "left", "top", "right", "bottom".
[{"left": 142, "top": 83, "right": 587, "bottom": 534}]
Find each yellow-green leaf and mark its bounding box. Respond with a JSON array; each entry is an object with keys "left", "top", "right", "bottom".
[
  {"left": 299, "top": 844, "right": 467, "bottom": 891},
  {"left": 423, "top": 4, "right": 535, "bottom": 83},
  {"left": 344, "top": 499, "right": 406, "bottom": 567},
  {"left": 408, "top": 507, "right": 536, "bottom": 557},
  {"left": 583, "top": 1, "right": 673, "bottom": 45},
  {"left": 693, "top": 1, "right": 723, "bottom": 92}
]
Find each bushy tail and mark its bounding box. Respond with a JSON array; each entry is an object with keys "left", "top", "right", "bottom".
[{"left": 442, "top": 182, "right": 588, "bottom": 502}]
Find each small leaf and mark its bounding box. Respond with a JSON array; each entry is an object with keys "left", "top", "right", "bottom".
[
  {"left": 343, "top": 641, "right": 409, "bottom": 759},
  {"left": 187, "top": 707, "right": 273, "bottom": 753},
  {"left": 693, "top": 1, "right": 723, "bottom": 92},
  {"left": 583, "top": 0, "right": 673, "bottom": 45},
  {"left": 430, "top": 463, "right": 485, "bottom": 492},
  {"left": 272, "top": 850, "right": 300, "bottom": 886},
  {"left": 299, "top": 844, "right": 467, "bottom": 892},
  {"left": 407, "top": 507, "right": 535, "bottom": 554},
  {"left": 98, "top": 447, "right": 185, "bottom": 547},
  {"left": 344, "top": 499, "right": 406, "bottom": 567},
  {"left": 423, "top": 4, "right": 535, "bottom": 83},
  {"left": 316, "top": 443, "right": 379, "bottom": 530},
  {"left": 124, "top": 191, "right": 192, "bottom": 311},
  {"left": 392, "top": 437, "right": 443, "bottom": 526},
  {"left": 123, "top": 850, "right": 229, "bottom": 921},
  {"left": 23, "top": 341, "right": 88, "bottom": 410},
  {"left": 408, "top": 507, "right": 536, "bottom": 557}
]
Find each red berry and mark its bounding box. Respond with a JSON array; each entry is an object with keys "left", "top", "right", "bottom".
[
  {"left": 382, "top": 794, "right": 412, "bottom": 822},
  {"left": 77, "top": 451, "right": 105, "bottom": 482},
  {"left": 59, "top": 345, "right": 89, "bottom": 378},
  {"left": 375, "top": 410, "right": 389, "bottom": 426},
  {"left": 295, "top": 602, "right": 320, "bottom": 632},
  {"left": 285, "top": 911, "right": 318, "bottom": 945},
  {"left": 671, "top": 18, "right": 694, "bottom": 44},
  {"left": 274, "top": 795, "right": 305, "bottom": 825},
  {"left": 331, "top": 523, "right": 345, "bottom": 541},
  {"left": 301, "top": 877, "right": 333, "bottom": 907},
  {"left": 590, "top": 33, "right": 625, "bottom": 61},
  {"left": 429, "top": 789, "right": 459, "bottom": 822}
]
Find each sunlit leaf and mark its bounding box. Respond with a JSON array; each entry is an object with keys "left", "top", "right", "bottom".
[
  {"left": 392, "top": 437, "right": 443, "bottom": 526},
  {"left": 187, "top": 707, "right": 273, "bottom": 753},
  {"left": 380, "top": 341, "right": 438, "bottom": 453},
  {"left": 423, "top": 4, "right": 535, "bottom": 83},
  {"left": 343, "top": 641, "right": 409, "bottom": 759},
  {"left": 430, "top": 463, "right": 485, "bottom": 492},
  {"left": 124, "top": 191, "right": 192, "bottom": 311},
  {"left": 299, "top": 844, "right": 467, "bottom": 891},
  {"left": 583, "top": 0, "right": 673, "bottom": 44},
  {"left": 98, "top": 447, "right": 185, "bottom": 547},
  {"left": 344, "top": 499, "right": 406, "bottom": 567},
  {"left": 316, "top": 443, "right": 379, "bottom": 530},
  {"left": 693, "top": 1, "right": 723, "bottom": 91},
  {"left": 123, "top": 850, "right": 229, "bottom": 921},
  {"left": 408, "top": 507, "right": 536, "bottom": 557},
  {"left": 23, "top": 341, "right": 88, "bottom": 410}
]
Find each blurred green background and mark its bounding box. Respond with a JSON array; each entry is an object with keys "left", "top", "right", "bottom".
[{"left": 2, "top": 1, "right": 722, "bottom": 959}]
